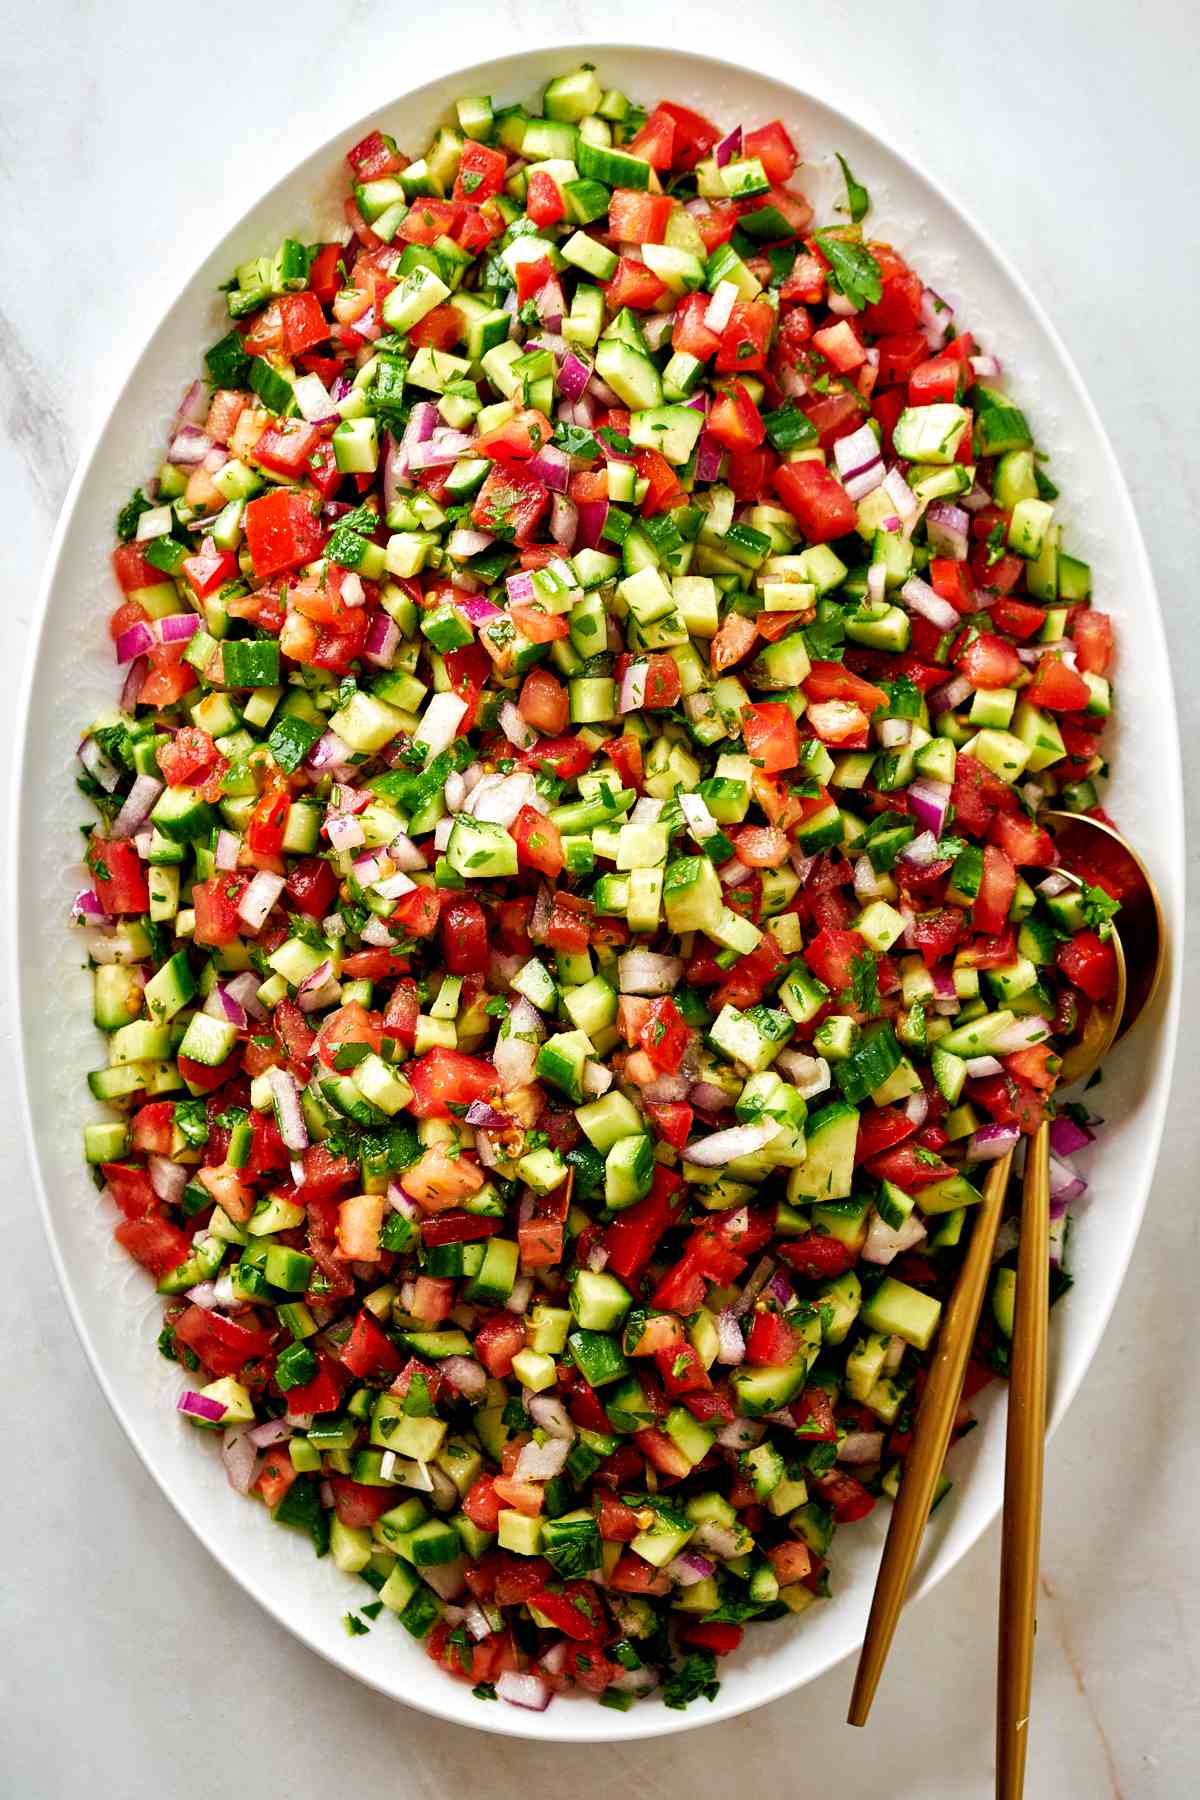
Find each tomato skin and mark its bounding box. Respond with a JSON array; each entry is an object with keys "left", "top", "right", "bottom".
[
  {"left": 773, "top": 460, "right": 856, "bottom": 542},
  {"left": 628, "top": 104, "right": 677, "bottom": 169},
  {"left": 406, "top": 1048, "right": 498, "bottom": 1119},
  {"left": 157, "top": 726, "right": 218, "bottom": 789},
  {"left": 803, "top": 925, "right": 867, "bottom": 998},
  {"left": 632, "top": 447, "right": 683, "bottom": 517},
  {"left": 1072, "top": 610, "right": 1113, "bottom": 675},
  {"left": 435, "top": 894, "right": 487, "bottom": 977},
  {"left": 708, "top": 382, "right": 765, "bottom": 451},
  {"left": 714, "top": 298, "right": 774, "bottom": 374},
  {"left": 473, "top": 1312, "right": 526, "bottom": 1380},
  {"left": 637, "top": 997, "right": 690, "bottom": 1075},
  {"left": 672, "top": 290, "right": 721, "bottom": 360},
  {"left": 471, "top": 462, "right": 549, "bottom": 546},
  {"left": 741, "top": 701, "right": 798, "bottom": 773},
  {"left": 390, "top": 886, "right": 440, "bottom": 939},
  {"left": 677, "top": 1619, "right": 745, "bottom": 1656},
  {"left": 956, "top": 632, "right": 1023, "bottom": 690},
  {"left": 174, "top": 1304, "right": 274, "bottom": 1377},
  {"left": 340, "top": 1307, "right": 404, "bottom": 1379},
  {"left": 1026, "top": 653, "right": 1093, "bottom": 713},
  {"left": 510, "top": 803, "right": 564, "bottom": 879},
  {"left": 284, "top": 856, "right": 338, "bottom": 920},
  {"left": 86, "top": 835, "right": 150, "bottom": 916},
  {"left": 974, "top": 843, "right": 1017, "bottom": 936},
  {"left": 910, "top": 906, "right": 967, "bottom": 968},
  {"left": 517, "top": 666, "right": 568, "bottom": 735},
  {"left": 246, "top": 786, "right": 289, "bottom": 856},
  {"left": 809, "top": 1467, "right": 876, "bottom": 1524},
  {"left": 608, "top": 186, "right": 674, "bottom": 242},
  {"left": 604, "top": 256, "right": 668, "bottom": 310},
  {"left": 244, "top": 490, "right": 325, "bottom": 580},
  {"left": 1057, "top": 928, "right": 1118, "bottom": 1003},
  {"left": 657, "top": 100, "right": 720, "bottom": 168},
  {"left": 114, "top": 1215, "right": 192, "bottom": 1277},
  {"left": 452, "top": 138, "right": 507, "bottom": 202},
  {"left": 989, "top": 810, "right": 1055, "bottom": 867},
  {"left": 866, "top": 1144, "right": 955, "bottom": 1191},
  {"left": 745, "top": 1308, "right": 797, "bottom": 1366}
]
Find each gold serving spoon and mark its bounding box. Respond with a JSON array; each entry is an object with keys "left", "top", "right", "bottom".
[{"left": 849, "top": 810, "right": 1164, "bottom": 1781}]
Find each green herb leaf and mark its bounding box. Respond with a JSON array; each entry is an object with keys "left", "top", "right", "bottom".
[
  {"left": 835, "top": 153, "right": 870, "bottom": 225},
  {"left": 813, "top": 231, "right": 882, "bottom": 311}
]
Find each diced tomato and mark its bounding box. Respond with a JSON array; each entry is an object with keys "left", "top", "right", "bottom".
[
  {"left": 708, "top": 383, "right": 765, "bottom": 451},
  {"left": 860, "top": 266, "right": 923, "bottom": 335},
  {"left": 245, "top": 785, "right": 289, "bottom": 857},
  {"left": 114, "top": 1215, "right": 192, "bottom": 1277},
  {"left": 1025, "top": 653, "right": 1093, "bottom": 713},
  {"left": 390, "top": 885, "right": 440, "bottom": 939},
  {"left": 636, "top": 997, "right": 689, "bottom": 1076},
  {"left": 622, "top": 102, "right": 675, "bottom": 168},
  {"left": 777, "top": 1232, "right": 857, "bottom": 1280},
  {"left": 744, "top": 120, "right": 798, "bottom": 183},
  {"left": 604, "top": 256, "right": 668, "bottom": 310},
  {"left": 520, "top": 733, "right": 593, "bottom": 782},
  {"left": 329, "top": 1477, "right": 395, "bottom": 1529},
  {"left": 174, "top": 1304, "right": 274, "bottom": 1377},
  {"left": 524, "top": 167, "right": 565, "bottom": 226},
  {"left": 406, "top": 1048, "right": 498, "bottom": 1119},
  {"left": 340, "top": 1307, "right": 404, "bottom": 1379},
  {"left": 956, "top": 632, "right": 1023, "bottom": 690},
  {"left": 809, "top": 1466, "right": 876, "bottom": 1524},
  {"left": 741, "top": 701, "right": 799, "bottom": 773},
  {"left": 517, "top": 665, "right": 568, "bottom": 735},
  {"left": 745, "top": 1307, "right": 797, "bottom": 1366},
  {"left": 671, "top": 290, "right": 721, "bottom": 360},
  {"left": 347, "top": 128, "right": 403, "bottom": 180},
  {"left": 439, "top": 895, "right": 489, "bottom": 977},
  {"left": 676, "top": 1619, "right": 745, "bottom": 1655},
  {"left": 657, "top": 100, "right": 720, "bottom": 168},
  {"left": 453, "top": 138, "right": 508, "bottom": 202},
  {"left": 608, "top": 186, "right": 675, "bottom": 242},
  {"left": 474, "top": 407, "right": 554, "bottom": 461},
  {"left": 773, "top": 460, "right": 856, "bottom": 543},
  {"left": 867, "top": 1143, "right": 954, "bottom": 1191},
  {"left": 1072, "top": 610, "right": 1113, "bottom": 676},
  {"left": 715, "top": 298, "right": 774, "bottom": 374},
  {"left": 87, "top": 834, "right": 150, "bottom": 916},
  {"left": 244, "top": 490, "right": 325, "bottom": 580},
  {"left": 989, "top": 810, "right": 1055, "bottom": 867},
  {"left": 608, "top": 1551, "right": 672, "bottom": 1596},
  {"left": 709, "top": 611, "right": 758, "bottom": 673},
  {"left": 102, "top": 1161, "right": 158, "bottom": 1219},
  {"left": 641, "top": 651, "right": 682, "bottom": 708},
  {"left": 284, "top": 855, "right": 338, "bottom": 920},
  {"left": 632, "top": 446, "right": 684, "bottom": 516},
  {"left": 910, "top": 906, "right": 967, "bottom": 969},
  {"left": 471, "top": 462, "right": 548, "bottom": 546},
  {"left": 990, "top": 596, "right": 1047, "bottom": 640},
  {"left": 1057, "top": 929, "right": 1118, "bottom": 1003},
  {"left": 473, "top": 1311, "right": 526, "bottom": 1380},
  {"left": 398, "top": 197, "right": 464, "bottom": 246},
  {"left": 803, "top": 925, "right": 867, "bottom": 998},
  {"left": 315, "top": 1001, "right": 382, "bottom": 1071},
  {"left": 812, "top": 319, "right": 866, "bottom": 373},
  {"left": 951, "top": 754, "right": 1018, "bottom": 836},
  {"left": 406, "top": 303, "right": 464, "bottom": 351},
  {"left": 974, "top": 843, "right": 1017, "bottom": 935}
]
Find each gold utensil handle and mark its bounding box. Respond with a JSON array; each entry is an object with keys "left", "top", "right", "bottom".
[
  {"left": 848, "top": 1149, "right": 1014, "bottom": 1727},
  {"left": 996, "top": 1122, "right": 1050, "bottom": 1798}
]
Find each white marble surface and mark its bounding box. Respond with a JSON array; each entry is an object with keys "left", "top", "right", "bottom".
[{"left": 2, "top": 3, "right": 1197, "bottom": 1793}]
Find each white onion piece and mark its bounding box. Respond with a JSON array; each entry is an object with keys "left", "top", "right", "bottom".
[
  {"left": 469, "top": 769, "right": 536, "bottom": 827},
  {"left": 838, "top": 1430, "right": 885, "bottom": 1465},
  {"left": 414, "top": 692, "right": 468, "bottom": 762},
  {"left": 617, "top": 950, "right": 684, "bottom": 995},
  {"left": 686, "top": 1119, "right": 781, "bottom": 1167},
  {"left": 497, "top": 1671, "right": 552, "bottom": 1712},
  {"left": 515, "top": 1437, "right": 570, "bottom": 1483},
  {"left": 236, "top": 870, "right": 285, "bottom": 931},
  {"left": 861, "top": 1211, "right": 927, "bottom": 1265}
]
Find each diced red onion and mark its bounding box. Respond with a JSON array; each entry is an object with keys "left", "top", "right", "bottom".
[
  {"left": 515, "top": 1437, "right": 570, "bottom": 1483},
  {"left": 439, "top": 1355, "right": 488, "bottom": 1403},
  {"left": 928, "top": 673, "right": 973, "bottom": 717},
  {"left": 526, "top": 1393, "right": 576, "bottom": 1441},
  {"left": 307, "top": 729, "right": 353, "bottom": 773},
  {"left": 775, "top": 1050, "right": 831, "bottom": 1098},
  {"left": 497, "top": 1671, "right": 551, "bottom": 1712},
  {"left": 963, "top": 1054, "right": 1004, "bottom": 1079},
  {"left": 714, "top": 1309, "right": 746, "bottom": 1365},
  {"left": 966, "top": 1122, "right": 1021, "bottom": 1164},
  {"left": 617, "top": 950, "right": 684, "bottom": 995},
  {"left": 970, "top": 354, "right": 1001, "bottom": 379},
  {"left": 574, "top": 498, "right": 609, "bottom": 550},
  {"left": 236, "top": 869, "right": 285, "bottom": 931},
  {"left": 527, "top": 444, "right": 572, "bottom": 494},
  {"left": 422, "top": 1558, "right": 466, "bottom": 1601},
  {"left": 925, "top": 500, "right": 970, "bottom": 561},
  {"left": 185, "top": 1281, "right": 218, "bottom": 1310},
  {"left": 991, "top": 1015, "right": 1052, "bottom": 1054},
  {"left": 295, "top": 959, "right": 337, "bottom": 1013},
  {"left": 668, "top": 1550, "right": 716, "bottom": 1586},
  {"left": 920, "top": 287, "right": 953, "bottom": 350},
  {"left": 216, "top": 985, "right": 250, "bottom": 1029},
  {"left": 904, "top": 1090, "right": 930, "bottom": 1131},
  {"left": 618, "top": 660, "right": 648, "bottom": 713},
  {"left": 838, "top": 1430, "right": 885, "bottom": 1465},
  {"left": 1049, "top": 1115, "right": 1093, "bottom": 1157},
  {"left": 715, "top": 124, "right": 742, "bottom": 166},
  {"left": 844, "top": 461, "right": 885, "bottom": 501},
  {"left": 834, "top": 425, "right": 883, "bottom": 482},
  {"left": 714, "top": 1418, "right": 765, "bottom": 1451},
  {"left": 221, "top": 1424, "right": 262, "bottom": 1495},
  {"left": 688, "top": 1080, "right": 732, "bottom": 1114},
  {"left": 148, "top": 1154, "right": 188, "bottom": 1206},
  {"left": 1049, "top": 1155, "right": 1087, "bottom": 1208},
  {"left": 168, "top": 424, "right": 214, "bottom": 466},
  {"left": 557, "top": 350, "right": 593, "bottom": 403},
  {"left": 408, "top": 428, "right": 478, "bottom": 469},
  {"left": 177, "top": 1390, "right": 227, "bottom": 1424},
  {"left": 266, "top": 1066, "right": 309, "bottom": 1153},
  {"left": 907, "top": 776, "right": 953, "bottom": 838},
  {"left": 550, "top": 492, "right": 578, "bottom": 549},
  {"left": 111, "top": 773, "right": 163, "bottom": 839},
  {"left": 695, "top": 429, "right": 725, "bottom": 483},
  {"left": 115, "top": 619, "right": 158, "bottom": 664},
  {"left": 882, "top": 467, "right": 920, "bottom": 529},
  {"left": 901, "top": 575, "right": 960, "bottom": 632},
  {"left": 364, "top": 611, "right": 400, "bottom": 669}
]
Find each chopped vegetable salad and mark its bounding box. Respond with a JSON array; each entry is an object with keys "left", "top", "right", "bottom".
[{"left": 76, "top": 63, "right": 1118, "bottom": 1714}]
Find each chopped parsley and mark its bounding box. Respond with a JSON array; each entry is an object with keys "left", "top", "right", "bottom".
[
  {"left": 662, "top": 1651, "right": 720, "bottom": 1710},
  {"left": 835, "top": 152, "right": 870, "bottom": 225},
  {"left": 813, "top": 230, "right": 882, "bottom": 310}
]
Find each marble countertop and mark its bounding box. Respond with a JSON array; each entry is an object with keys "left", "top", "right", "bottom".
[{"left": 2, "top": 4, "right": 1197, "bottom": 1794}]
